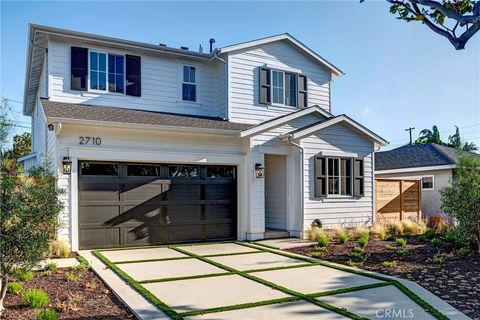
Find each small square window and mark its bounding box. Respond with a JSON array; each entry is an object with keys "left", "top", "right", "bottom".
[{"left": 422, "top": 176, "right": 434, "bottom": 190}]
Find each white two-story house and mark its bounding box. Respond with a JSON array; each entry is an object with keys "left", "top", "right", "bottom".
[{"left": 21, "top": 24, "right": 388, "bottom": 251}]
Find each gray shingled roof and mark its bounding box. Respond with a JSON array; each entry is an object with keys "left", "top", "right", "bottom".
[
  {"left": 41, "top": 99, "right": 253, "bottom": 131},
  {"left": 375, "top": 143, "right": 479, "bottom": 171}
]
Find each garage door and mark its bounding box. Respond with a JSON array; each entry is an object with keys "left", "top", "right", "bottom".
[{"left": 78, "top": 161, "right": 237, "bottom": 249}]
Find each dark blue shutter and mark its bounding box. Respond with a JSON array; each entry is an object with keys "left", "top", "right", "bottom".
[
  {"left": 71, "top": 47, "right": 88, "bottom": 91},
  {"left": 126, "top": 55, "right": 141, "bottom": 97}
]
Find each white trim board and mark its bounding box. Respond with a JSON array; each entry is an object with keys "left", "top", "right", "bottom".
[{"left": 375, "top": 165, "right": 454, "bottom": 175}]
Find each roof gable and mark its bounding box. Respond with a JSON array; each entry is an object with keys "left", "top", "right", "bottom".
[{"left": 219, "top": 33, "right": 344, "bottom": 78}]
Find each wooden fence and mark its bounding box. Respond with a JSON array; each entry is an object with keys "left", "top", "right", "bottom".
[{"left": 375, "top": 179, "right": 422, "bottom": 223}]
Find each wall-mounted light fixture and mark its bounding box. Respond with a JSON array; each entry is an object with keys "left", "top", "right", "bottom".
[
  {"left": 62, "top": 157, "right": 72, "bottom": 175},
  {"left": 47, "top": 124, "right": 55, "bottom": 131},
  {"left": 255, "top": 163, "right": 265, "bottom": 178}
]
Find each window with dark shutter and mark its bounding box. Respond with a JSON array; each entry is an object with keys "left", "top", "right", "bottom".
[
  {"left": 259, "top": 67, "right": 271, "bottom": 105},
  {"left": 315, "top": 157, "right": 327, "bottom": 197},
  {"left": 125, "top": 55, "right": 141, "bottom": 97},
  {"left": 354, "top": 159, "right": 364, "bottom": 197},
  {"left": 71, "top": 47, "right": 88, "bottom": 91},
  {"left": 298, "top": 74, "right": 308, "bottom": 108}
]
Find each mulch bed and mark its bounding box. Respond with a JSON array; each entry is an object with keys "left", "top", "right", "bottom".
[
  {"left": 2, "top": 267, "right": 134, "bottom": 320},
  {"left": 286, "top": 236, "right": 480, "bottom": 319}
]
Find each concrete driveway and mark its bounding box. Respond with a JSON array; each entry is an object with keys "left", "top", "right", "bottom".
[{"left": 85, "top": 242, "right": 463, "bottom": 320}]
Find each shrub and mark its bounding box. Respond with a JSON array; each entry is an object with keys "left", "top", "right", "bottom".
[
  {"left": 348, "top": 251, "right": 362, "bottom": 259},
  {"left": 49, "top": 240, "right": 71, "bottom": 258},
  {"left": 382, "top": 260, "right": 397, "bottom": 268},
  {"left": 416, "top": 220, "right": 428, "bottom": 234},
  {"left": 436, "top": 221, "right": 452, "bottom": 235},
  {"left": 66, "top": 271, "right": 78, "bottom": 282},
  {"left": 441, "top": 155, "right": 480, "bottom": 252},
  {"left": 36, "top": 309, "right": 59, "bottom": 320},
  {"left": 425, "top": 229, "right": 436, "bottom": 239},
  {"left": 352, "top": 227, "right": 369, "bottom": 240},
  {"left": 14, "top": 268, "right": 34, "bottom": 282},
  {"left": 347, "top": 260, "right": 363, "bottom": 267},
  {"left": 389, "top": 221, "right": 404, "bottom": 235},
  {"left": 426, "top": 253, "right": 447, "bottom": 264},
  {"left": 385, "top": 235, "right": 396, "bottom": 241},
  {"left": 353, "top": 246, "right": 364, "bottom": 253},
  {"left": 22, "top": 288, "right": 50, "bottom": 308},
  {"left": 307, "top": 227, "right": 327, "bottom": 242},
  {"left": 317, "top": 234, "right": 330, "bottom": 248},
  {"left": 44, "top": 262, "right": 57, "bottom": 272},
  {"left": 402, "top": 220, "right": 419, "bottom": 235},
  {"left": 335, "top": 227, "right": 349, "bottom": 244},
  {"left": 458, "top": 247, "right": 470, "bottom": 256},
  {"left": 386, "top": 244, "right": 397, "bottom": 250},
  {"left": 358, "top": 235, "right": 369, "bottom": 247},
  {"left": 314, "top": 245, "right": 326, "bottom": 252},
  {"left": 370, "top": 224, "right": 387, "bottom": 240},
  {"left": 308, "top": 251, "right": 324, "bottom": 258},
  {"left": 397, "top": 249, "right": 410, "bottom": 256},
  {"left": 431, "top": 238, "right": 441, "bottom": 247},
  {"left": 395, "top": 238, "right": 407, "bottom": 247},
  {"left": 418, "top": 234, "right": 427, "bottom": 242},
  {"left": 7, "top": 282, "right": 23, "bottom": 294}
]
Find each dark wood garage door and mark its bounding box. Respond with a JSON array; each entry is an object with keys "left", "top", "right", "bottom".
[{"left": 78, "top": 161, "right": 237, "bottom": 249}]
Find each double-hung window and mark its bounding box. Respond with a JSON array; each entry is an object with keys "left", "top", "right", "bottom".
[
  {"left": 259, "top": 67, "right": 307, "bottom": 108},
  {"left": 182, "top": 65, "right": 196, "bottom": 102},
  {"left": 108, "top": 54, "right": 125, "bottom": 93},
  {"left": 90, "top": 52, "right": 107, "bottom": 91},
  {"left": 315, "top": 156, "right": 363, "bottom": 197}
]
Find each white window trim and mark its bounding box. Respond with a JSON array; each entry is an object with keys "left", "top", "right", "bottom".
[
  {"left": 87, "top": 50, "right": 126, "bottom": 95},
  {"left": 421, "top": 175, "right": 435, "bottom": 191},
  {"left": 269, "top": 68, "right": 299, "bottom": 108},
  {"left": 325, "top": 157, "right": 353, "bottom": 197},
  {"left": 180, "top": 64, "right": 198, "bottom": 103}
]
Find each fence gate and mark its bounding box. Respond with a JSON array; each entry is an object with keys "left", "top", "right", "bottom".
[{"left": 375, "top": 179, "right": 421, "bottom": 223}]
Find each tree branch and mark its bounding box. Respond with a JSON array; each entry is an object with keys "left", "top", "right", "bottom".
[{"left": 410, "top": 0, "right": 480, "bottom": 26}]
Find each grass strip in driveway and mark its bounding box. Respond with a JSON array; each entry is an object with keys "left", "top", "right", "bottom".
[
  {"left": 241, "top": 242, "right": 450, "bottom": 320},
  {"left": 244, "top": 262, "right": 319, "bottom": 273},
  {"left": 179, "top": 296, "right": 301, "bottom": 317},
  {"left": 170, "top": 246, "right": 367, "bottom": 320},
  {"left": 138, "top": 272, "right": 233, "bottom": 284},
  {"left": 92, "top": 250, "right": 183, "bottom": 320},
  {"left": 307, "top": 282, "right": 393, "bottom": 298},
  {"left": 115, "top": 256, "right": 193, "bottom": 264}
]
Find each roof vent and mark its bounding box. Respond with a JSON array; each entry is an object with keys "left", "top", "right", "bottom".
[
  {"left": 180, "top": 46, "right": 189, "bottom": 50},
  {"left": 199, "top": 44, "right": 203, "bottom": 53},
  {"left": 209, "top": 38, "right": 216, "bottom": 53},
  {"left": 159, "top": 43, "right": 167, "bottom": 47}
]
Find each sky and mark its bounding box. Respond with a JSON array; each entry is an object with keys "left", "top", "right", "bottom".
[{"left": 1, "top": 0, "right": 479, "bottom": 150}]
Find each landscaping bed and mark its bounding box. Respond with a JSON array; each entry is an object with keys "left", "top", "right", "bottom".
[
  {"left": 286, "top": 235, "right": 480, "bottom": 319},
  {"left": 2, "top": 266, "right": 134, "bottom": 320}
]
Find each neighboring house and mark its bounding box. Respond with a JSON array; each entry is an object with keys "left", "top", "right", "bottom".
[
  {"left": 375, "top": 143, "right": 479, "bottom": 217},
  {"left": 21, "top": 24, "right": 387, "bottom": 251}
]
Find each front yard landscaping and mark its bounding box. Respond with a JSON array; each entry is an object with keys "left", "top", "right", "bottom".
[
  {"left": 2, "top": 259, "right": 134, "bottom": 320},
  {"left": 285, "top": 225, "right": 479, "bottom": 320}
]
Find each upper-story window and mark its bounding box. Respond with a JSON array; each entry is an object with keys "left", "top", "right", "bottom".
[
  {"left": 259, "top": 67, "right": 307, "bottom": 108},
  {"left": 71, "top": 47, "right": 141, "bottom": 96},
  {"left": 182, "top": 65, "right": 196, "bottom": 102}
]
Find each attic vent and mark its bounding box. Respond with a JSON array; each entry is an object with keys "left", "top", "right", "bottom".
[
  {"left": 159, "top": 43, "right": 167, "bottom": 47},
  {"left": 180, "top": 46, "right": 189, "bottom": 50}
]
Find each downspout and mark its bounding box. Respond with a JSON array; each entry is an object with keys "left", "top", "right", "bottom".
[{"left": 285, "top": 135, "right": 305, "bottom": 239}]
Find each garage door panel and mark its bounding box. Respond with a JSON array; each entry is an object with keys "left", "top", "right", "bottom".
[
  {"left": 79, "top": 206, "right": 120, "bottom": 224},
  {"left": 79, "top": 162, "right": 236, "bottom": 249},
  {"left": 79, "top": 228, "right": 120, "bottom": 248},
  {"left": 125, "top": 226, "right": 164, "bottom": 245}
]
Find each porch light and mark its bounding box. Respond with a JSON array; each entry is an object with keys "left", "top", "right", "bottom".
[
  {"left": 255, "top": 163, "right": 265, "bottom": 178},
  {"left": 62, "top": 157, "right": 72, "bottom": 175}
]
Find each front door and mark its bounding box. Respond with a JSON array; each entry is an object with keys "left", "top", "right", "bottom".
[{"left": 264, "top": 154, "right": 287, "bottom": 230}]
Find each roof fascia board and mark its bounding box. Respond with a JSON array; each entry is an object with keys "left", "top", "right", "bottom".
[
  {"left": 240, "top": 106, "right": 331, "bottom": 138},
  {"left": 289, "top": 115, "right": 389, "bottom": 146},
  {"left": 17, "top": 152, "right": 37, "bottom": 163},
  {"left": 375, "top": 165, "right": 454, "bottom": 174},
  {"left": 47, "top": 117, "right": 242, "bottom": 136},
  {"left": 219, "top": 33, "right": 344, "bottom": 77}
]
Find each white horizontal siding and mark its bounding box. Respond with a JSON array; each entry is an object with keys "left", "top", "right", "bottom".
[
  {"left": 227, "top": 40, "right": 332, "bottom": 124},
  {"left": 47, "top": 37, "right": 226, "bottom": 118},
  {"left": 302, "top": 123, "right": 375, "bottom": 229},
  {"left": 32, "top": 99, "right": 47, "bottom": 166}
]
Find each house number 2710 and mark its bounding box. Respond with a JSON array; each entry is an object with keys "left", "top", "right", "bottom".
[{"left": 79, "top": 136, "right": 102, "bottom": 145}]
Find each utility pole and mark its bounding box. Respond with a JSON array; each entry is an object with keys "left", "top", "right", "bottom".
[{"left": 405, "top": 127, "right": 415, "bottom": 145}]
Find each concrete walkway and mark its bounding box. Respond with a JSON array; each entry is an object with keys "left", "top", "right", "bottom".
[{"left": 81, "top": 241, "right": 470, "bottom": 320}]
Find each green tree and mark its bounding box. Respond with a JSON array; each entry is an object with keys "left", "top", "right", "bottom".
[
  {"left": 441, "top": 155, "right": 480, "bottom": 252},
  {"left": 0, "top": 99, "right": 12, "bottom": 155},
  {"left": 2, "top": 132, "right": 31, "bottom": 161},
  {"left": 362, "top": 0, "right": 480, "bottom": 50},
  {"left": 414, "top": 125, "right": 444, "bottom": 145},
  {"left": 0, "top": 162, "right": 64, "bottom": 314}
]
